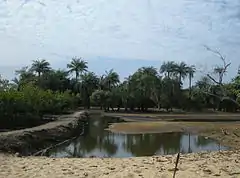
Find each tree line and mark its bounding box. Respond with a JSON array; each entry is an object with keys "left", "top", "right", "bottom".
[{"left": 0, "top": 50, "right": 240, "bottom": 127}]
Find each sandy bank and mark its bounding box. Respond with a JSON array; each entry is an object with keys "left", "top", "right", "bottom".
[
  {"left": 108, "top": 121, "right": 240, "bottom": 150},
  {"left": 0, "top": 150, "right": 239, "bottom": 178},
  {"left": 105, "top": 112, "right": 240, "bottom": 122},
  {"left": 0, "top": 111, "right": 89, "bottom": 155}
]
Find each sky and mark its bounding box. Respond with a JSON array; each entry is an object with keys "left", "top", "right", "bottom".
[{"left": 0, "top": 0, "right": 240, "bottom": 83}]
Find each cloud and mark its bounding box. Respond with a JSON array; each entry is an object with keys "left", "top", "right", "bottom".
[{"left": 0, "top": 0, "right": 239, "bottom": 77}]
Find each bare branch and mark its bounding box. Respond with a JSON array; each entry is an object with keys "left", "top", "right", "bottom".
[
  {"left": 207, "top": 74, "right": 221, "bottom": 85},
  {"left": 202, "top": 90, "right": 240, "bottom": 107},
  {"left": 203, "top": 45, "right": 226, "bottom": 63},
  {"left": 204, "top": 45, "right": 231, "bottom": 85}
]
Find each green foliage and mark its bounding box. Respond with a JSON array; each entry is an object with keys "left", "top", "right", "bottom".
[
  {"left": 0, "top": 84, "right": 77, "bottom": 128},
  {"left": 30, "top": 59, "right": 51, "bottom": 77},
  {"left": 67, "top": 57, "right": 88, "bottom": 80},
  {"left": 2, "top": 55, "right": 240, "bottom": 130}
]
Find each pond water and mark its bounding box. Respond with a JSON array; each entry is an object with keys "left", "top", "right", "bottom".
[{"left": 45, "top": 117, "right": 228, "bottom": 158}]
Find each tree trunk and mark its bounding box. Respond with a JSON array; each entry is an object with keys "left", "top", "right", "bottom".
[
  {"left": 189, "top": 75, "right": 192, "bottom": 98},
  {"left": 111, "top": 106, "right": 114, "bottom": 111},
  {"left": 179, "top": 73, "right": 182, "bottom": 84},
  {"left": 75, "top": 71, "right": 78, "bottom": 80}
]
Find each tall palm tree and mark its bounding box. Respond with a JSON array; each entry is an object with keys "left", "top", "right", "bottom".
[
  {"left": 160, "top": 61, "right": 176, "bottom": 78},
  {"left": 187, "top": 65, "right": 196, "bottom": 97},
  {"left": 175, "top": 62, "right": 188, "bottom": 83},
  {"left": 31, "top": 59, "right": 51, "bottom": 77},
  {"left": 67, "top": 57, "right": 88, "bottom": 80}
]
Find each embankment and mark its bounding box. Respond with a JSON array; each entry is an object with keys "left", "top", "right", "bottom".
[{"left": 0, "top": 111, "right": 89, "bottom": 155}]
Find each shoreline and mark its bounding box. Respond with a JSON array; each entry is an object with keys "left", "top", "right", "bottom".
[
  {"left": 0, "top": 111, "right": 89, "bottom": 155},
  {"left": 108, "top": 121, "right": 240, "bottom": 150},
  {"left": 0, "top": 112, "right": 240, "bottom": 177}
]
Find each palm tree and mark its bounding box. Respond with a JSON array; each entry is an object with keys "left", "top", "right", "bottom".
[
  {"left": 15, "top": 66, "right": 36, "bottom": 88},
  {"left": 31, "top": 59, "right": 51, "bottom": 77},
  {"left": 160, "top": 61, "right": 176, "bottom": 78},
  {"left": 175, "top": 62, "right": 188, "bottom": 83},
  {"left": 15, "top": 66, "right": 29, "bottom": 76},
  {"left": 67, "top": 57, "right": 88, "bottom": 80},
  {"left": 187, "top": 65, "right": 196, "bottom": 97},
  {"left": 141, "top": 66, "right": 158, "bottom": 76},
  {"left": 102, "top": 69, "right": 120, "bottom": 90},
  {"left": 80, "top": 72, "right": 99, "bottom": 109}
]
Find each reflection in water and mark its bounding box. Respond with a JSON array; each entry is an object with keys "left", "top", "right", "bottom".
[{"left": 46, "top": 117, "right": 228, "bottom": 158}]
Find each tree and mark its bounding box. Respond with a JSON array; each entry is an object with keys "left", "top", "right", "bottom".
[
  {"left": 187, "top": 65, "right": 196, "bottom": 97},
  {"left": 200, "top": 46, "right": 240, "bottom": 110},
  {"left": 67, "top": 57, "right": 88, "bottom": 80},
  {"left": 101, "top": 69, "right": 120, "bottom": 91},
  {"left": 14, "top": 66, "right": 36, "bottom": 89},
  {"left": 80, "top": 72, "right": 99, "bottom": 109},
  {"left": 126, "top": 67, "right": 160, "bottom": 111},
  {"left": 160, "top": 61, "right": 176, "bottom": 79},
  {"left": 0, "top": 75, "right": 11, "bottom": 91},
  {"left": 37, "top": 69, "right": 71, "bottom": 92},
  {"left": 175, "top": 61, "right": 188, "bottom": 84},
  {"left": 31, "top": 59, "right": 51, "bottom": 77}
]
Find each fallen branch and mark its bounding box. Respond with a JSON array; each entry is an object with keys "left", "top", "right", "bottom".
[
  {"left": 204, "top": 45, "right": 231, "bottom": 85},
  {"left": 233, "top": 132, "right": 239, "bottom": 137},
  {"left": 32, "top": 123, "right": 86, "bottom": 156},
  {"left": 202, "top": 91, "right": 240, "bottom": 108},
  {"left": 32, "top": 136, "right": 77, "bottom": 156},
  {"left": 173, "top": 152, "right": 180, "bottom": 178}
]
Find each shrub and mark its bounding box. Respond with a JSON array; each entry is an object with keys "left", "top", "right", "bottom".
[{"left": 0, "top": 84, "right": 78, "bottom": 129}]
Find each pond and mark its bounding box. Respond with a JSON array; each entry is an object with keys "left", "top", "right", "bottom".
[{"left": 45, "top": 117, "right": 228, "bottom": 158}]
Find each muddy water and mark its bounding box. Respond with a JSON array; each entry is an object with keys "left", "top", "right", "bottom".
[{"left": 45, "top": 117, "right": 228, "bottom": 158}]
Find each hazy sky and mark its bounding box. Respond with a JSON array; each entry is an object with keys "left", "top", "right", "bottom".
[{"left": 0, "top": 0, "right": 240, "bottom": 82}]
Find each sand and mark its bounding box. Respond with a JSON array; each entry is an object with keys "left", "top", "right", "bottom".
[
  {"left": 108, "top": 121, "right": 240, "bottom": 150},
  {"left": 1, "top": 112, "right": 240, "bottom": 178},
  {"left": 0, "top": 150, "right": 240, "bottom": 178}
]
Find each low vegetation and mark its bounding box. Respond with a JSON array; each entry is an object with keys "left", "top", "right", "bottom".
[{"left": 0, "top": 47, "right": 240, "bottom": 129}]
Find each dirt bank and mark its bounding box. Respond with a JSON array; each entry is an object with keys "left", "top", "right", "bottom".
[
  {"left": 0, "top": 150, "right": 240, "bottom": 178},
  {"left": 105, "top": 112, "right": 240, "bottom": 122},
  {"left": 0, "top": 111, "right": 89, "bottom": 155},
  {"left": 108, "top": 121, "right": 240, "bottom": 149}
]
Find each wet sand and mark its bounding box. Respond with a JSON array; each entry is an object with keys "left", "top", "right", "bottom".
[{"left": 0, "top": 150, "right": 240, "bottom": 178}]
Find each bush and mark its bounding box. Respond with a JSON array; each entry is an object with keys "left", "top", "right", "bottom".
[{"left": 0, "top": 84, "right": 78, "bottom": 129}]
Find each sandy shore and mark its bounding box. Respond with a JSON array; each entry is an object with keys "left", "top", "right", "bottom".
[{"left": 0, "top": 150, "right": 240, "bottom": 178}]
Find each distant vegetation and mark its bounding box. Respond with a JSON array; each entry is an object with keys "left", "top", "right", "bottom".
[{"left": 0, "top": 48, "right": 240, "bottom": 128}]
